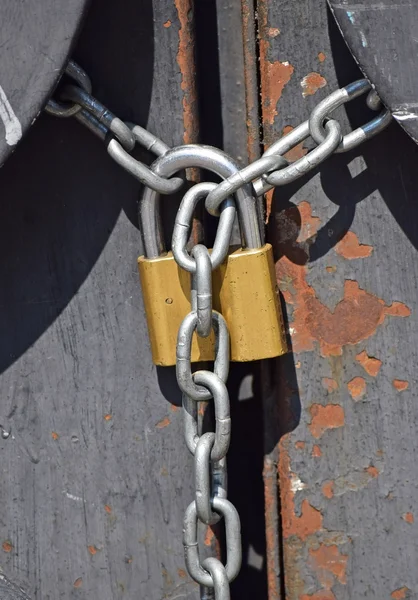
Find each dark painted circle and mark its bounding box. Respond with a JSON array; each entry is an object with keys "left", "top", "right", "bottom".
[
  {"left": 0, "top": 0, "right": 89, "bottom": 165},
  {"left": 329, "top": 0, "right": 418, "bottom": 143}
]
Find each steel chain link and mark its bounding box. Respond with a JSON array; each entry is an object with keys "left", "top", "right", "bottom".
[{"left": 46, "top": 60, "right": 393, "bottom": 599}]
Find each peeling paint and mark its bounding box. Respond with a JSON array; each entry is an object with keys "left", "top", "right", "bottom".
[
  {"left": 268, "top": 27, "right": 280, "bottom": 37},
  {"left": 335, "top": 231, "right": 373, "bottom": 260},
  {"left": 2, "top": 541, "right": 12, "bottom": 553},
  {"left": 312, "top": 445, "right": 322, "bottom": 458},
  {"left": 301, "top": 72, "right": 327, "bottom": 97},
  {"left": 156, "top": 417, "right": 171, "bottom": 429},
  {"left": 355, "top": 351, "right": 382, "bottom": 377},
  {"left": 73, "top": 578, "right": 83, "bottom": 588},
  {"left": 403, "top": 512, "right": 414, "bottom": 524},
  {"left": 175, "top": 0, "right": 198, "bottom": 147},
  {"left": 262, "top": 60, "right": 295, "bottom": 125},
  {"left": 318, "top": 52, "right": 326, "bottom": 63},
  {"left": 393, "top": 379, "right": 409, "bottom": 392},
  {"left": 329, "top": 464, "right": 383, "bottom": 497},
  {"left": 308, "top": 544, "right": 348, "bottom": 588},
  {"left": 322, "top": 481, "right": 334, "bottom": 499},
  {"left": 163, "top": 20, "right": 172, "bottom": 28},
  {"left": 309, "top": 404, "right": 345, "bottom": 439},
  {"left": 321, "top": 378, "right": 338, "bottom": 393},
  {"left": 347, "top": 376, "right": 367, "bottom": 401},
  {"left": 391, "top": 587, "right": 410, "bottom": 599}
]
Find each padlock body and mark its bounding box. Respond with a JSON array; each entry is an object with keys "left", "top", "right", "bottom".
[
  {"left": 138, "top": 252, "right": 215, "bottom": 366},
  {"left": 213, "top": 243, "right": 287, "bottom": 361}
]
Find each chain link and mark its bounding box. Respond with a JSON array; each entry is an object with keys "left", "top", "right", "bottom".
[{"left": 46, "top": 59, "right": 394, "bottom": 600}]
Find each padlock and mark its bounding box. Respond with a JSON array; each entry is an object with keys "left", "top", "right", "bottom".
[{"left": 138, "top": 144, "right": 287, "bottom": 365}]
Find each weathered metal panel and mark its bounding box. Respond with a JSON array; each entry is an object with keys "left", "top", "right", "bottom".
[
  {"left": 258, "top": 1, "right": 418, "bottom": 598},
  {"left": 0, "top": 0, "right": 202, "bottom": 598}
]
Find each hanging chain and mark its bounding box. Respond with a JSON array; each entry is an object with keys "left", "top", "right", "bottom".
[{"left": 46, "top": 60, "right": 393, "bottom": 599}]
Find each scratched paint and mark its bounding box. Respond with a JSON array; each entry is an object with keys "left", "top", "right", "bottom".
[{"left": 0, "top": 86, "right": 22, "bottom": 146}]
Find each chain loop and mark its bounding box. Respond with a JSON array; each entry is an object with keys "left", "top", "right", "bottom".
[
  {"left": 45, "top": 61, "right": 92, "bottom": 118},
  {"left": 309, "top": 79, "right": 391, "bottom": 153},
  {"left": 183, "top": 497, "right": 242, "bottom": 587},
  {"left": 191, "top": 245, "right": 213, "bottom": 338},
  {"left": 194, "top": 433, "right": 228, "bottom": 525},
  {"left": 172, "top": 182, "right": 236, "bottom": 273},
  {"left": 202, "top": 559, "right": 231, "bottom": 600}
]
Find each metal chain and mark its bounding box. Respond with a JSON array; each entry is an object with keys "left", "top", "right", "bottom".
[{"left": 46, "top": 60, "right": 394, "bottom": 599}]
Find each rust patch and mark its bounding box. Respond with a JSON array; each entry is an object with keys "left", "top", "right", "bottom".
[
  {"left": 366, "top": 465, "right": 379, "bottom": 478},
  {"left": 321, "top": 378, "right": 338, "bottom": 393},
  {"left": 177, "top": 568, "right": 187, "bottom": 578},
  {"left": 309, "top": 544, "right": 348, "bottom": 588},
  {"left": 393, "top": 379, "right": 409, "bottom": 392},
  {"left": 51, "top": 431, "right": 59, "bottom": 440},
  {"left": 312, "top": 445, "right": 322, "bottom": 457},
  {"left": 264, "top": 455, "right": 281, "bottom": 599},
  {"left": 104, "top": 414, "right": 112, "bottom": 421},
  {"left": 335, "top": 231, "right": 373, "bottom": 259},
  {"left": 175, "top": 0, "right": 198, "bottom": 149},
  {"left": 309, "top": 404, "right": 345, "bottom": 439},
  {"left": 2, "top": 540, "right": 12, "bottom": 553},
  {"left": 170, "top": 404, "right": 180, "bottom": 413},
  {"left": 73, "top": 578, "right": 83, "bottom": 588},
  {"left": 275, "top": 204, "right": 410, "bottom": 356},
  {"left": 282, "top": 125, "right": 309, "bottom": 162},
  {"left": 262, "top": 60, "right": 294, "bottom": 126},
  {"left": 163, "top": 19, "right": 172, "bottom": 28},
  {"left": 268, "top": 27, "right": 280, "bottom": 37},
  {"left": 318, "top": 52, "right": 326, "bottom": 63},
  {"left": 301, "top": 72, "right": 327, "bottom": 97},
  {"left": 322, "top": 481, "right": 334, "bottom": 499},
  {"left": 295, "top": 441, "right": 306, "bottom": 450},
  {"left": 347, "top": 377, "right": 366, "bottom": 401},
  {"left": 156, "top": 417, "right": 171, "bottom": 429},
  {"left": 88, "top": 545, "right": 97, "bottom": 556},
  {"left": 104, "top": 505, "right": 112, "bottom": 514},
  {"left": 355, "top": 351, "right": 382, "bottom": 377},
  {"left": 391, "top": 588, "right": 410, "bottom": 599},
  {"left": 301, "top": 593, "right": 335, "bottom": 600},
  {"left": 403, "top": 512, "right": 414, "bottom": 523},
  {"left": 326, "top": 265, "right": 337, "bottom": 273},
  {"left": 204, "top": 526, "right": 215, "bottom": 547}
]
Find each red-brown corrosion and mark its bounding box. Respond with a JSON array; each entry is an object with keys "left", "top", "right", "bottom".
[
  {"left": 300, "top": 592, "right": 335, "bottom": 600},
  {"left": 318, "top": 52, "right": 326, "bottom": 63},
  {"left": 309, "top": 404, "right": 345, "bottom": 439},
  {"left": 282, "top": 125, "right": 309, "bottom": 162},
  {"left": 403, "top": 512, "right": 414, "bottom": 524},
  {"left": 391, "top": 588, "right": 410, "bottom": 599},
  {"left": 347, "top": 377, "right": 367, "bottom": 401},
  {"left": 335, "top": 231, "right": 373, "bottom": 260},
  {"left": 355, "top": 351, "right": 382, "bottom": 377},
  {"left": 241, "top": 0, "right": 261, "bottom": 162},
  {"left": 156, "top": 417, "right": 171, "bottom": 429},
  {"left": 393, "top": 379, "right": 409, "bottom": 392},
  {"left": 308, "top": 544, "right": 348, "bottom": 587},
  {"left": 301, "top": 73, "right": 327, "bottom": 97},
  {"left": 174, "top": 0, "right": 199, "bottom": 148},
  {"left": 2, "top": 541, "right": 12, "bottom": 553},
  {"left": 264, "top": 455, "right": 281, "bottom": 600},
  {"left": 321, "top": 378, "right": 338, "bottom": 393},
  {"left": 312, "top": 445, "right": 322, "bottom": 458},
  {"left": 322, "top": 481, "right": 334, "bottom": 499}
]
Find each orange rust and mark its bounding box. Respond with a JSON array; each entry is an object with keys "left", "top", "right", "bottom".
[
  {"left": 321, "top": 378, "right": 338, "bottom": 393},
  {"left": 163, "top": 19, "right": 172, "bottom": 28},
  {"left": 309, "top": 544, "right": 348, "bottom": 588},
  {"left": 279, "top": 438, "right": 323, "bottom": 541},
  {"left": 301, "top": 73, "right": 327, "bottom": 97},
  {"left": 301, "top": 592, "right": 335, "bottom": 600},
  {"left": 51, "top": 431, "right": 59, "bottom": 440},
  {"left": 355, "top": 351, "right": 382, "bottom": 377},
  {"left": 335, "top": 231, "right": 373, "bottom": 260},
  {"left": 104, "top": 505, "right": 112, "bottom": 514},
  {"left": 241, "top": 0, "right": 261, "bottom": 162},
  {"left": 104, "top": 414, "right": 112, "bottom": 421},
  {"left": 366, "top": 465, "right": 379, "bottom": 478},
  {"left": 156, "top": 417, "right": 171, "bottom": 429},
  {"left": 177, "top": 568, "right": 187, "bottom": 578},
  {"left": 309, "top": 404, "right": 345, "bottom": 439},
  {"left": 88, "top": 545, "right": 97, "bottom": 556},
  {"left": 174, "top": 0, "right": 198, "bottom": 149},
  {"left": 391, "top": 588, "right": 410, "bottom": 599},
  {"left": 347, "top": 377, "right": 367, "bottom": 401},
  {"left": 204, "top": 526, "right": 215, "bottom": 547},
  {"left": 282, "top": 125, "right": 309, "bottom": 162},
  {"left": 326, "top": 266, "right": 337, "bottom": 273},
  {"left": 73, "top": 578, "right": 83, "bottom": 588},
  {"left": 322, "top": 481, "right": 334, "bottom": 499},
  {"left": 170, "top": 404, "right": 180, "bottom": 413},
  {"left": 318, "top": 52, "right": 326, "bottom": 63},
  {"left": 268, "top": 27, "right": 280, "bottom": 37},
  {"left": 2, "top": 541, "right": 12, "bottom": 553},
  {"left": 264, "top": 455, "right": 281, "bottom": 599},
  {"left": 312, "top": 445, "right": 322, "bottom": 458},
  {"left": 403, "top": 512, "right": 414, "bottom": 524},
  {"left": 262, "top": 60, "right": 294, "bottom": 126},
  {"left": 275, "top": 204, "right": 410, "bottom": 356},
  {"left": 295, "top": 360, "right": 301, "bottom": 369},
  {"left": 295, "top": 441, "right": 306, "bottom": 450},
  {"left": 393, "top": 379, "right": 409, "bottom": 392}
]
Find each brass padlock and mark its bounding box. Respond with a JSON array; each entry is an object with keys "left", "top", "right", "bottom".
[{"left": 138, "top": 144, "right": 287, "bottom": 365}]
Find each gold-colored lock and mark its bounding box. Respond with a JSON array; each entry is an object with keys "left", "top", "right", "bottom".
[
  {"left": 138, "top": 252, "right": 215, "bottom": 366},
  {"left": 138, "top": 144, "right": 288, "bottom": 366},
  {"left": 212, "top": 244, "right": 287, "bottom": 361}
]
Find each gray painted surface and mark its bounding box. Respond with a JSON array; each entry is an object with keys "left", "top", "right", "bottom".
[{"left": 259, "top": 1, "right": 418, "bottom": 598}]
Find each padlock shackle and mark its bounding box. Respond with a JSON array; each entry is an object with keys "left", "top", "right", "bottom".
[{"left": 140, "top": 144, "right": 263, "bottom": 258}]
